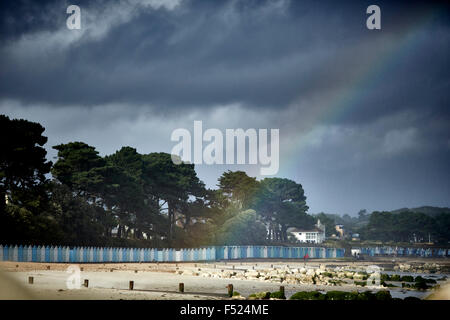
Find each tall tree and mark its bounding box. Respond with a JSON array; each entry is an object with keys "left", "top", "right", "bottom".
[
  {"left": 362, "top": 211, "right": 439, "bottom": 242},
  {"left": 315, "top": 213, "right": 336, "bottom": 237},
  {"left": 0, "top": 115, "right": 53, "bottom": 243},
  {"left": 215, "top": 209, "right": 267, "bottom": 245},
  {"left": 51, "top": 142, "right": 118, "bottom": 238},
  {"left": 218, "top": 170, "right": 259, "bottom": 210},
  {"left": 0, "top": 115, "right": 52, "bottom": 212},
  {"left": 254, "top": 178, "right": 312, "bottom": 241},
  {"left": 105, "top": 147, "right": 159, "bottom": 240},
  {"left": 142, "top": 152, "right": 206, "bottom": 243},
  {"left": 52, "top": 142, "right": 106, "bottom": 195},
  {"left": 46, "top": 182, "right": 107, "bottom": 245}
]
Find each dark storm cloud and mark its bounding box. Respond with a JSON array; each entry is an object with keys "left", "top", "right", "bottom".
[
  {"left": 0, "top": 0, "right": 449, "bottom": 214},
  {"left": 0, "top": 0, "right": 111, "bottom": 41},
  {"left": 0, "top": 0, "right": 448, "bottom": 125},
  {"left": 0, "top": 0, "right": 64, "bottom": 41}
]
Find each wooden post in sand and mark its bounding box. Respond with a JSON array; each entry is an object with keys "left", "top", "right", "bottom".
[
  {"left": 179, "top": 283, "right": 184, "bottom": 293},
  {"left": 28, "top": 276, "right": 34, "bottom": 284},
  {"left": 129, "top": 281, "right": 134, "bottom": 290},
  {"left": 280, "top": 286, "right": 285, "bottom": 297},
  {"left": 227, "top": 284, "right": 234, "bottom": 297},
  {"left": 84, "top": 279, "right": 89, "bottom": 288}
]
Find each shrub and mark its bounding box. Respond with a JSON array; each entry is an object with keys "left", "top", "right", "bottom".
[
  {"left": 415, "top": 276, "right": 425, "bottom": 282},
  {"left": 382, "top": 274, "right": 402, "bottom": 281},
  {"left": 232, "top": 291, "right": 241, "bottom": 296},
  {"left": 290, "top": 290, "right": 394, "bottom": 301},
  {"left": 390, "top": 274, "right": 401, "bottom": 281},
  {"left": 329, "top": 279, "right": 344, "bottom": 286},
  {"left": 290, "top": 292, "right": 307, "bottom": 300},
  {"left": 413, "top": 281, "right": 429, "bottom": 290},
  {"left": 347, "top": 291, "right": 360, "bottom": 300},
  {"left": 404, "top": 296, "right": 421, "bottom": 301},
  {"left": 270, "top": 291, "right": 286, "bottom": 300},
  {"left": 290, "top": 291, "right": 325, "bottom": 300},
  {"left": 354, "top": 281, "right": 366, "bottom": 287},
  {"left": 357, "top": 291, "right": 376, "bottom": 301},
  {"left": 249, "top": 291, "right": 271, "bottom": 299},
  {"left": 381, "top": 281, "right": 397, "bottom": 288},
  {"left": 375, "top": 290, "right": 392, "bottom": 301},
  {"left": 326, "top": 291, "right": 352, "bottom": 300},
  {"left": 380, "top": 274, "right": 390, "bottom": 281},
  {"left": 415, "top": 276, "right": 436, "bottom": 284},
  {"left": 401, "top": 275, "right": 414, "bottom": 282}
]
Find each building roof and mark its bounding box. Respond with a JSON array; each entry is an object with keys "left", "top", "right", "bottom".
[{"left": 287, "top": 227, "right": 324, "bottom": 233}]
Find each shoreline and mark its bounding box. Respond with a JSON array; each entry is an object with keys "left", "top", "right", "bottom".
[{"left": 1, "top": 258, "right": 449, "bottom": 300}]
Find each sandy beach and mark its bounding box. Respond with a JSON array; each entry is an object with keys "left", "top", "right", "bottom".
[{"left": 1, "top": 257, "right": 449, "bottom": 300}]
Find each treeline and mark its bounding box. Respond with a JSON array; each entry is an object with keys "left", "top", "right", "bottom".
[
  {"left": 317, "top": 209, "right": 450, "bottom": 244},
  {"left": 314, "top": 209, "right": 371, "bottom": 237},
  {"left": 4, "top": 115, "right": 446, "bottom": 247},
  {"left": 0, "top": 115, "right": 313, "bottom": 247},
  {"left": 361, "top": 210, "right": 450, "bottom": 243}
]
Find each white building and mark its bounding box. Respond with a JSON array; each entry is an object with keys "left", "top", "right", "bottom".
[{"left": 288, "top": 220, "right": 326, "bottom": 244}]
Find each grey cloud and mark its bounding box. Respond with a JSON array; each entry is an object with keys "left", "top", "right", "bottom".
[
  {"left": 0, "top": 0, "right": 449, "bottom": 214},
  {"left": 0, "top": 0, "right": 448, "bottom": 126}
]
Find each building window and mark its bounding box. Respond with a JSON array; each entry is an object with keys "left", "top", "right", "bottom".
[{"left": 305, "top": 232, "right": 317, "bottom": 240}]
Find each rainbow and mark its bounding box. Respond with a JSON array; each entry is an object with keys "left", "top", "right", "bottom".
[{"left": 277, "top": 9, "right": 438, "bottom": 178}]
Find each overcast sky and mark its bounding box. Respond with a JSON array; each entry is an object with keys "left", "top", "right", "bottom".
[{"left": 1, "top": 0, "right": 449, "bottom": 215}]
